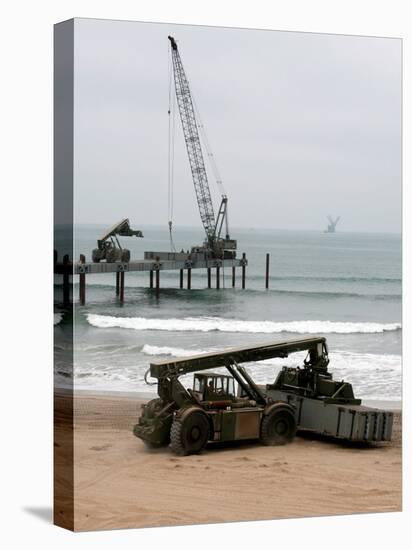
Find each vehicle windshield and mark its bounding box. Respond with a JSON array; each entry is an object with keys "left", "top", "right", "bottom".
[{"left": 193, "top": 375, "right": 235, "bottom": 397}]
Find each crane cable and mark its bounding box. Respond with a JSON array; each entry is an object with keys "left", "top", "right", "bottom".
[
  {"left": 189, "top": 77, "right": 230, "bottom": 246},
  {"left": 191, "top": 91, "right": 226, "bottom": 199},
  {"left": 167, "top": 49, "right": 176, "bottom": 252},
  {"left": 179, "top": 47, "right": 226, "bottom": 201},
  {"left": 169, "top": 44, "right": 227, "bottom": 254}
]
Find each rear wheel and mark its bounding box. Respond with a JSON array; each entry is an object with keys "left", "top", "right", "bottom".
[
  {"left": 260, "top": 404, "right": 296, "bottom": 445},
  {"left": 170, "top": 408, "right": 210, "bottom": 456}
]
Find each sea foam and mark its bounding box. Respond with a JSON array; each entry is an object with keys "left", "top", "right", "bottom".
[
  {"left": 142, "top": 344, "right": 205, "bottom": 357},
  {"left": 87, "top": 314, "right": 401, "bottom": 335}
]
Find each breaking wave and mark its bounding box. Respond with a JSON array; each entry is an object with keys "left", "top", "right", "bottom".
[
  {"left": 142, "top": 344, "right": 206, "bottom": 357},
  {"left": 87, "top": 314, "right": 401, "bottom": 335}
]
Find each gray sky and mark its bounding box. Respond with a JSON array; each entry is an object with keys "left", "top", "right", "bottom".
[{"left": 74, "top": 18, "right": 401, "bottom": 233}]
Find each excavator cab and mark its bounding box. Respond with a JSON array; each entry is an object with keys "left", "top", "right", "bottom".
[{"left": 192, "top": 372, "right": 236, "bottom": 402}]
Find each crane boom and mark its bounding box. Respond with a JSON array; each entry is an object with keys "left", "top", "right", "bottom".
[
  {"left": 168, "top": 36, "right": 236, "bottom": 259},
  {"left": 168, "top": 36, "right": 216, "bottom": 241}
]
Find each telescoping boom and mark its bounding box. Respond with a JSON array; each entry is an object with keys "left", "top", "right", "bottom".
[{"left": 149, "top": 337, "right": 326, "bottom": 379}]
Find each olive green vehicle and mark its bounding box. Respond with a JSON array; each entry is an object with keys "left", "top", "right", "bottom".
[
  {"left": 133, "top": 337, "right": 393, "bottom": 456},
  {"left": 92, "top": 218, "right": 143, "bottom": 263}
]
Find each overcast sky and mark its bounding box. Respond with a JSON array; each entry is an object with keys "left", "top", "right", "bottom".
[{"left": 73, "top": 18, "right": 401, "bottom": 233}]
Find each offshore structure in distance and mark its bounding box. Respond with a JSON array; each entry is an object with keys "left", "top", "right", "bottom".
[{"left": 324, "top": 215, "right": 341, "bottom": 233}]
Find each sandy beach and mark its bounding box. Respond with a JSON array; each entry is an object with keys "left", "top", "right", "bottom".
[{"left": 55, "top": 391, "right": 402, "bottom": 531}]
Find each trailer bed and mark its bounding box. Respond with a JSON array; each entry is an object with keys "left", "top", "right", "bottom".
[{"left": 267, "top": 389, "right": 393, "bottom": 442}]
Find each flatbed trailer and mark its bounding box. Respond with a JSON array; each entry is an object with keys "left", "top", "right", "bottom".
[{"left": 265, "top": 389, "right": 393, "bottom": 442}]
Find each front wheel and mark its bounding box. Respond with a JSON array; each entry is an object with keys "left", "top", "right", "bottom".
[
  {"left": 260, "top": 404, "right": 296, "bottom": 446},
  {"left": 170, "top": 408, "right": 210, "bottom": 456}
]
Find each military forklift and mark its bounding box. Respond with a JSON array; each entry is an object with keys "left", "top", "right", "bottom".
[
  {"left": 134, "top": 343, "right": 299, "bottom": 455},
  {"left": 133, "top": 337, "right": 393, "bottom": 455},
  {"left": 92, "top": 218, "right": 143, "bottom": 263}
]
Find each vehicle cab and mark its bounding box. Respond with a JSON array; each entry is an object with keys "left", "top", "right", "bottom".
[{"left": 192, "top": 372, "right": 236, "bottom": 402}]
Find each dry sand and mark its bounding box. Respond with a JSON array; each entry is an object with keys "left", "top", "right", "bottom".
[{"left": 55, "top": 392, "right": 402, "bottom": 531}]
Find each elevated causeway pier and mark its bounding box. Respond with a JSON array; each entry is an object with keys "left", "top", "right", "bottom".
[{"left": 54, "top": 250, "right": 250, "bottom": 305}]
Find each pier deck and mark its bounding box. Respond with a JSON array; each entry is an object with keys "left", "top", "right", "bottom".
[
  {"left": 55, "top": 257, "right": 245, "bottom": 276},
  {"left": 54, "top": 251, "right": 249, "bottom": 305}
]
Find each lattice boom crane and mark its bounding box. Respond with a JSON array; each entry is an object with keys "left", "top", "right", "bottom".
[{"left": 168, "top": 35, "right": 236, "bottom": 259}]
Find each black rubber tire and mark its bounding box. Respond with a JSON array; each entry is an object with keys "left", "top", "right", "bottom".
[
  {"left": 138, "top": 398, "right": 171, "bottom": 448},
  {"left": 92, "top": 248, "right": 101, "bottom": 263},
  {"left": 141, "top": 397, "right": 162, "bottom": 418},
  {"left": 260, "top": 404, "right": 296, "bottom": 446},
  {"left": 121, "top": 249, "right": 131, "bottom": 263},
  {"left": 142, "top": 398, "right": 169, "bottom": 422},
  {"left": 170, "top": 409, "right": 210, "bottom": 456}
]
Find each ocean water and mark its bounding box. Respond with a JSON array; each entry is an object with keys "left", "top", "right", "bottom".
[{"left": 54, "top": 225, "right": 402, "bottom": 402}]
